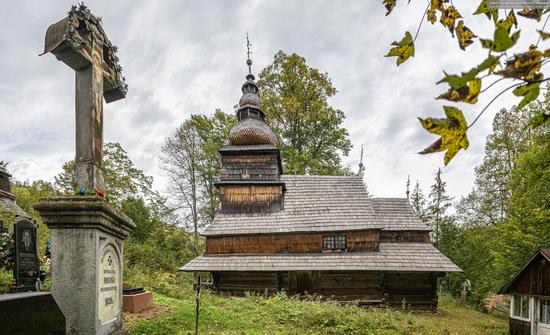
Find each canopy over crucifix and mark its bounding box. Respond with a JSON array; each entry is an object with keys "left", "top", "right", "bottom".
[{"left": 41, "top": 4, "right": 127, "bottom": 194}]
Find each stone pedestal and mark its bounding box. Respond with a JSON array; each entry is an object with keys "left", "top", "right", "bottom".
[{"left": 34, "top": 196, "right": 135, "bottom": 335}]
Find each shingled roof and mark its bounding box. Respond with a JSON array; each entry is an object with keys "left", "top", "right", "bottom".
[
  {"left": 202, "top": 175, "right": 429, "bottom": 236},
  {"left": 370, "top": 198, "right": 429, "bottom": 231},
  {"left": 204, "top": 175, "right": 376, "bottom": 236},
  {"left": 180, "top": 242, "right": 461, "bottom": 272}
]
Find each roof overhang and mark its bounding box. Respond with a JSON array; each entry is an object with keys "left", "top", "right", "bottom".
[
  {"left": 499, "top": 248, "right": 550, "bottom": 294},
  {"left": 180, "top": 242, "right": 463, "bottom": 273}
]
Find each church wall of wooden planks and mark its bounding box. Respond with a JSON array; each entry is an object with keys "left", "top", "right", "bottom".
[{"left": 180, "top": 56, "right": 461, "bottom": 311}]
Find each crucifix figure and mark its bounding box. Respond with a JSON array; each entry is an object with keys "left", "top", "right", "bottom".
[{"left": 41, "top": 4, "right": 127, "bottom": 194}]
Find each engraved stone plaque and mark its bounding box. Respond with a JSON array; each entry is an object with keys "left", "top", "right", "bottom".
[{"left": 98, "top": 244, "right": 120, "bottom": 324}]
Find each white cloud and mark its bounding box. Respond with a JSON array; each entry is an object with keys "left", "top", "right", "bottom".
[{"left": 0, "top": 0, "right": 534, "bottom": 201}]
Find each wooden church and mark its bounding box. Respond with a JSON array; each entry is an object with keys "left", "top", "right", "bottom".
[{"left": 180, "top": 57, "right": 461, "bottom": 311}]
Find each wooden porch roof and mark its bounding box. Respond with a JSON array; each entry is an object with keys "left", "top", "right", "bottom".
[{"left": 180, "top": 242, "right": 461, "bottom": 273}]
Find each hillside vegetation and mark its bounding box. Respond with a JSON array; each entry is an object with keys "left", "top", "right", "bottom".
[{"left": 129, "top": 288, "right": 507, "bottom": 335}]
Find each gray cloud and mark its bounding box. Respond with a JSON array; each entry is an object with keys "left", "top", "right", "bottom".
[{"left": 0, "top": 0, "right": 532, "bottom": 202}]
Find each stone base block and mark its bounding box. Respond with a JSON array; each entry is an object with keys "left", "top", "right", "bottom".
[{"left": 123, "top": 291, "right": 152, "bottom": 313}]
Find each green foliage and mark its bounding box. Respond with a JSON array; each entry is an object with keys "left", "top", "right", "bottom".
[
  {"left": 0, "top": 269, "right": 12, "bottom": 294},
  {"left": 442, "top": 93, "right": 550, "bottom": 306},
  {"left": 258, "top": 50, "right": 352, "bottom": 175},
  {"left": 122, "top": 194, "right": 199, "bottom": 299},
  {"left": 0, "top": 232, "right": 14, "bottom": 271},
  {"left": 54, "top": 143, "right": 169, "bottom": 216},
  {"left": 456, "top": 106, "right": 533, "bottom": 227},
  {"left": 161, "top": 112, "right": 235, "bottom": 231},
  {"left": 493, "top": 125, "right": 550, "bottom": 282},
  {"left": 11, "top": 180, "right": 56, "bottom": 259},
  {"left": 130, "top": 292, "right": 507, "bottom": 335},
  {"left": 191, "top": 111, "right": 236, "bottom": 224},
  {"left": 122, "top": 198, "right": 156, "bottom": 243}
]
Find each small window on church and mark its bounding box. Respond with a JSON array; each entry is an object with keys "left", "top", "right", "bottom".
[
  {"left": 323, "top": 235, "right": 346, "bottom": 250},
  {"left": 396, "top": 232, "right": 404, "bottom": 241},
  {"left": 323, "top": 236, "right": 335, "bottom": 249}
]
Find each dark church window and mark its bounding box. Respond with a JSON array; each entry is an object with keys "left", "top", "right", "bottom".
[
  {"left": 396, "top": 232, "right": 404, "bottom": 241},
  {"left": 323, "top": 235, "right": 346, "bottom": 251}
]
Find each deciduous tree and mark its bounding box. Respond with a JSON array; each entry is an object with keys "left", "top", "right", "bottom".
[{"left": 258, "top": 51, "right": 352, "bottom": 175}]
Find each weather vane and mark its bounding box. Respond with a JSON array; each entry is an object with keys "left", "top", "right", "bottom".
[{"left": 246, "top": 32, "right": 253, "bottom": 74}]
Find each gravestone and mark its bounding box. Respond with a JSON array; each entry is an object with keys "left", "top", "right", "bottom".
[
  {"left": 13, "top": 219, "right": 40, "bottom": 292},
  {"left": 35, "top": 4, "right": 135, "bottom": 335}
]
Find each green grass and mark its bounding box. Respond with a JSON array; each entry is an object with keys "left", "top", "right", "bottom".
[{"left": 129, "top": 290, "right": 508, "bottom": 335}]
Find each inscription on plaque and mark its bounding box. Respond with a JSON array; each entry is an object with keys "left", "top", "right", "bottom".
[{"left": 98, "top": 244, "right": 120, "bottom": 324}]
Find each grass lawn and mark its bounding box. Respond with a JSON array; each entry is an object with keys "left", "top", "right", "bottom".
[{"left": 128, "top": 291, "right": 507, "bottom": 335}]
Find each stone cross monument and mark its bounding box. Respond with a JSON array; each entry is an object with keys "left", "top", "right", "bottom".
[
  {"left": 35, "top": 5, "right": 135, "bottom": 335},
  {"left": 40, "top": 3, "right": 128, "bottom": 194}
]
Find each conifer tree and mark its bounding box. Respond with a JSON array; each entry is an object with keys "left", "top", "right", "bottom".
[
  {"left": 410, "top": 180, "right": 428, "bottom": 224},
  {"left": 427, "top": 169, "right": 453, "bottom": 246}
]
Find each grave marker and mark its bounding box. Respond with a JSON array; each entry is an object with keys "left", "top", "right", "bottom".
[
  {"left": 35, "top": 5, "right": 135, "bottom": 335},
  {"left": 13, "top": 219, "right": 40, "bottom": 292}
]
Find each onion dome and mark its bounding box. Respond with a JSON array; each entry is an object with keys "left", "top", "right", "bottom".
[{"left": 229, "top": 59, "right": 278, "bottom": 146}]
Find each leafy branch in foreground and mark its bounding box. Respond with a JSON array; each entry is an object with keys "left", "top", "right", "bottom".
[{"left": 383, "top": 0, "right": 550, "bottom": 165}]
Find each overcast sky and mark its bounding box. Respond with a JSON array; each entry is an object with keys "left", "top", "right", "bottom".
[{"left": 0, "top": 1, "right": 538, "bottom": 202}]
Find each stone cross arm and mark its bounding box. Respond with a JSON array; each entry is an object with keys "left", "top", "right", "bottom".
[
  {"left": 42, "top": 4, "right": 127, "bottom": 102},
  {"left": 41, "top": 4, "right": 128, "bottom": 193}
]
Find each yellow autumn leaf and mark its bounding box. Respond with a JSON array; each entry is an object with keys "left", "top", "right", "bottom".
[
  {"left": 418, "top": 106, "right": 469, "bottom": 165},
  {"left": 427, "top": 9, "right": 437, "bottom": 24},
  {"left": 473, "top": 0, "right": 498, "bottom": 22},
  {"left": 499, "top": 10, "right": 517, "bottom": 32},
  {"left": 517, "top": 8, "right": 542, "bottom": 21},
  {"left": 440, "top": 6, "right": 462, "bottom": 36},
  {"left": 538, "top": 30, "right": 550, "bottom": 40},
  {"left": 456, "top": 20, "right": 477, "bottom": 50},
  {"left": 385, "top": 31, "right": 415, "bottom": 66},
  {"left": 496, "top": 46, "right": 542, "bottom": 81},
  {"left": 430, "top": 0, "right": 447, "bottom": 12},
  {"left": 383, "top": 0, "right": 397, "bottom": 16},
  {"left": 437, "top": 77, "right": 481, "bottom": 104}
]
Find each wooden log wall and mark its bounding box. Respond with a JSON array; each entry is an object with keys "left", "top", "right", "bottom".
[
  {"left": 509, "top": 253, "right": 550, "bottom": 296},
  {"left": 509, "top": 318, "right": 530, "bottom": 335},
  {"left": 213, "top": 271, "right": 286, "bottom": 296},
  {"left": 219, "top": 185, "right": 284, "bottom": 214},
  {"left": 380, "top": 231, "right": 430, "bottom": 242},
  {"left": 383, "top": 273, "right": 437, "bottom": 311},
  {"left": 317, "top": 271, "right": 382, "bottom": 302},
  {"left": 205, "top": 230, "right": 380, "bottom": 254},
  {"left": 212, "top": 271, "right": 438, "bottom": 310},
  {"left": 220, "top": 154, "right": 280, "bottom": 182}
]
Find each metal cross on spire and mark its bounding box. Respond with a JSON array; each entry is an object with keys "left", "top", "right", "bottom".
[{"left": 246, "top": 32, "right": 253, "bottom": 74}]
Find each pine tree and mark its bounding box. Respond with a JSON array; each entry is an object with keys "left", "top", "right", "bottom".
[
  {"left": 410, "top": 180, "right": 427, "bottom": 224},
  {"left": 427, "top": 169, "right": 453, "bottom": 246}
]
